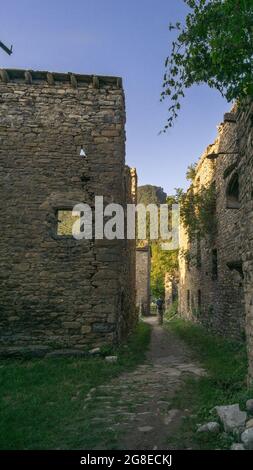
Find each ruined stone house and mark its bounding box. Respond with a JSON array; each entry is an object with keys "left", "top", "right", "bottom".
[
  {"left": 0, "top": 68, "right": 137, "bottom": 356},
  {"left": 164, "top": 272, "right": 178, "bottom": 311},
  {"left": 136, "top": 245, "right": 151, "bottom": 315},
  {"left": 178, "top": 100, "right": 253, "bottom": 383}
]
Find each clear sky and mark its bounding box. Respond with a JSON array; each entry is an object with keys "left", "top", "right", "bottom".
[{"left": 0, "top": 0, "right": 229, "bottom": 195}]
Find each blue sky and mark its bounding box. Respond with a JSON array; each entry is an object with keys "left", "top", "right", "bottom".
[{"left": 0, "top": 0, "right": 228, "bottom": 194}]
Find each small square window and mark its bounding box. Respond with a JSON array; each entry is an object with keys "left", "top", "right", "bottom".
[{"left": 56, "top": 210, "right": 79, "bottom": 237}]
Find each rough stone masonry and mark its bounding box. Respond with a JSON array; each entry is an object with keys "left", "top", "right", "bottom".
[
  {"left": 136, "top": 245, "right": 151, "bottom": 316},
  {"left": 0, "top": 69, "right": 137, "bottom": 356},
  {"left": 178, "top": 99, "right": 253, "bottom": 384}
]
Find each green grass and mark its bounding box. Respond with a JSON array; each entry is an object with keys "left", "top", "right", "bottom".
[
  {"left": 0, "top": 321, "right": 151, "bottom": 450},
  {"left": 166, "top": 317, "right": 252, "bottom": 450}
]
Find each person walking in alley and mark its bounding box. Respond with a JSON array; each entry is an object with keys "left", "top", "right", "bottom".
[{"left": 156, "top": 297, "right": 164, "bottom": 325}]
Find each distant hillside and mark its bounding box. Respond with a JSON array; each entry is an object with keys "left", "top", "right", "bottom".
[{"left": 137, "top": 185, "right": 167, "bottom": 206}]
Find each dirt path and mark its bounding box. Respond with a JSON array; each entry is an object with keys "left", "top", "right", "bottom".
[{"left": 86, "top": 317, "right": 206, "bottom": 450}]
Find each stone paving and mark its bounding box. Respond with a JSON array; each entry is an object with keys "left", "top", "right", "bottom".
[{"left": 84, "top": 317, "right": 206, "bottom": 450}]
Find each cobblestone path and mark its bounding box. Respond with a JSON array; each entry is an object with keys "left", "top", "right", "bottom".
[{"left": 85, "top": 317, "right": 206, "bottom": 450}]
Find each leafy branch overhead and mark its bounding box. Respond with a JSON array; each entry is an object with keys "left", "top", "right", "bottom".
[{"left": 161, "top": 0, "right": 253, "bottom": 129}]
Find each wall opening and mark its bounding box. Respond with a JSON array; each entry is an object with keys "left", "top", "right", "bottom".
[
  {"left": 191, "top": 293, "right": 195, "bottom": 310},
  {"left": 212, "top": 248, "right": 218, "bottom": 280},
  {"left": 226, "top": 172, "right": 240, "bottom": 209},
  {"left": 197, "top": 235, "right": 202, "bottom": 268},
  {"left": 56, "top": 209, "right": 79, "bottom": 237},
  {"left": 79, "top": 146, "right": 87, "bottom": 157},
  {"left": 187, "top": 290, "right": 190, "bottom": 309},
  {"left": 198, "top": 289, "right": 201, "bottom": 310}
]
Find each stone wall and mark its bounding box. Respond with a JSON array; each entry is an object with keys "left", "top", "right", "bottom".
[
  {"left": 164, "top": 272, "right": 178, "bottom": 311},
  {"left": 178, "top": 100, "right": 253, "bottom": 382},
  {"left": 236, "top": 101, "right": 253, "bottom": 383},
  {"left": 120, "top": 167, "right": 138, "bottom": 338},
  {"left": 136, "top": 245, "right": 151, "bottom": 315},
  {"left": 0, "top": 68, "right": 137, "bottom": 356},
  {"left": 179, "top": 108, "right": 245, "bottom": 339}
]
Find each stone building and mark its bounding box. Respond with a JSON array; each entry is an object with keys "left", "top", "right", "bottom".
[
  {"left": 178, "top": 100, "right": 253, "bottom": 383},
  {"left": 164, "top": 272, "right": 178, "bottom": 311},
  {"left": 0, "top": 68, "right": 137, "bottom": 356},
  {"left": 237, "top": 101, "right": 253, "bottom": 382},
  {"left": 136, "top": 245, "right": 151, "bottom": 315}
]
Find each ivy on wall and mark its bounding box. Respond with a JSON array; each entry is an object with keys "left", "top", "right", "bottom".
[{"left": 180, "top": 181, "right": 217, "bottom": 241}]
